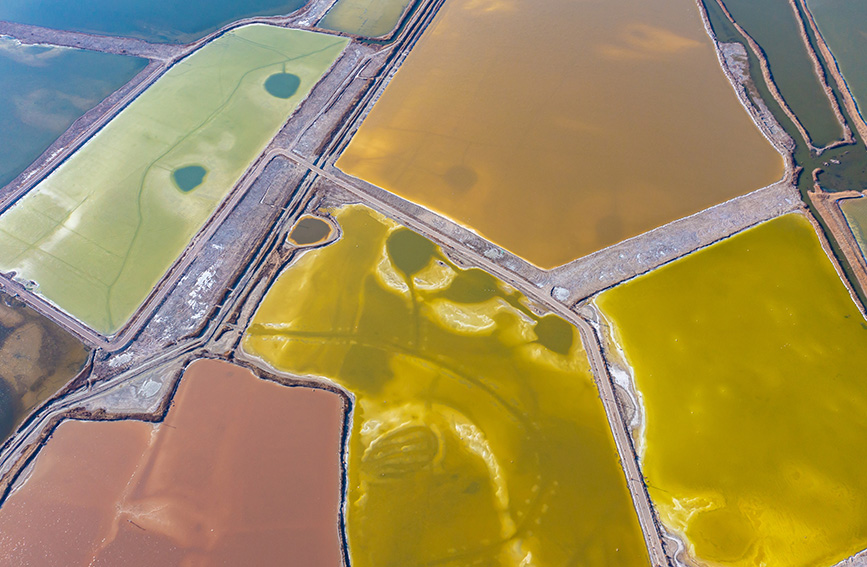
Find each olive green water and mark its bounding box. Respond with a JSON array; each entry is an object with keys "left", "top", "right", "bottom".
[
  {"left": 597, "top": 213, "right": 867, "bottom": 567},
  {"left": 805, "top": 0, "right": 867, "bottom": 126},
  {"left": 0, "top": 38, "right": 147, "bottom": 189},
  {"left": 0, "top": 25, "right": 347, "bottom": 335},
  {"left": 320, "top": 0, "right": 413, "bottom": 38},
  {"left": 243, "top": 204, "right": 649, "bottom": 566},
  {"left": 841, "top": 197, "right": 867, "bottom": 259},
  {"left": 0, "top": 291, "right": 88, "bottom": 443},
  {"left": 288, "top": 216, "right": 331, "bottom": 245},
  {"left": 721, "top": 0, "right": 843, "bottom": 147}
]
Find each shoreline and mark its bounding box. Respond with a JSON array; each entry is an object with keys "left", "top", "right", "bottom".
[{"left": 582, "top": 300, "right": 699, "bottom": 567}]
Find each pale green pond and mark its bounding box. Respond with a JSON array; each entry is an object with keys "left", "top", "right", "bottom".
[
  {"left": 320, "top": 0, "right": 413, "bottom": 38},
  {"left": 841, "top": 196, "right": 867, "bottom": 260},
  {"left": 0, "top": 25, "right": 347, "bottom": 335}
]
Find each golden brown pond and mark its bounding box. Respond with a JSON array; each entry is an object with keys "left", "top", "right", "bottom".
[
  {"left": 0, "top": 291, "right": 88, "bottom": 441},
  {"left": 243, "top": 204, "right": 650, "bottom": 566},
  {"left": 337, "top": 0, "right": 783, "bottom": 268},
  {"left": 0, "top": 359, "right": 344, "bottom": 566}
]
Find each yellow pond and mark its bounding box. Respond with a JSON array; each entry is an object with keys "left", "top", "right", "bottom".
[
  {"left": 596, "top": 213, "right": 867, "bottom": 567},
  {"left": 337, "top": 0, "right": 783, "bottom": 268},
  {"left": 243, "top": 205, "right": 649, "bottom": 566}
]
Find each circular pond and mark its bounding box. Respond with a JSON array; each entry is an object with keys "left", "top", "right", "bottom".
[
  {"left": 264, "top": 73, "right": 301, "bottom": 99},
  {"left": 289, "top": 216, "right": 333, "bottom": 246},
  {"left": 172, "top": 165, "right": 207, "bottom": 192}
]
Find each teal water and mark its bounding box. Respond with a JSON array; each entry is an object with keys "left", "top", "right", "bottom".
[
  {"left": 264, "top": 72, "right": 301, "bottom": 98},
  {"left": 172, "top": 165, "right": 207, "bottom": 192},
  {"left": 805, "top": 0, "right": 867, "bottom": 126},
  {"left": 0, "top": 0, "right": 308, "bottom": 44},
  {"left": 723, "top": 0, "right": 844, "bottom": 147},
  {"left": 0, "top": 38, "right": 146, "bottom": 189}
]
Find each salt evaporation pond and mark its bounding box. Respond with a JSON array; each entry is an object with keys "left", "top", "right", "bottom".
[
  {"left": 597, "top": 214, "right": 867, "bottom": 567},
  {"left": 243, "top": 204, "right": 650, "bottom": 566},
  {"left": 0, "top": 359, "right": 344, "bottom": 566}
]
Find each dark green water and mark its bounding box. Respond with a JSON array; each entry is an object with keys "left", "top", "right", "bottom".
[
  {"left": 0, "top": 39, "right": 146, "bottom": 189},
  {"left": 264, "top": 72, "right": 301, "bottom": 98},
  {"left": 806, "top": 0, "right": 867, "bottom": 125},
  {"left": 722, "top": 0, "right": 844, "bottom": 147},
  {"left": 0, "top": 291, "right": 89, "bottom": 444},
  {"left": 172, "top": 165, "right": 207, "bottom": 192},
  {"left": 0, "top": 0, "right": 308, "bottom": 44},
  {"left": 289, "top": 216, "right": 331, "bottom": 245}
]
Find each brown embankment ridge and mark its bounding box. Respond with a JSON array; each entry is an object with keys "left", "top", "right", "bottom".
[
  {"left": 808, "top": 188, "right": 867, "bottom": 315},
  {"left": 796, "top": 0, "right": 867, "bottom": 147}
]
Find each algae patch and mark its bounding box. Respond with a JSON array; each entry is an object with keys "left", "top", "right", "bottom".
[{"left": 243, "top": 204, "right": 649, "bottom": 567}]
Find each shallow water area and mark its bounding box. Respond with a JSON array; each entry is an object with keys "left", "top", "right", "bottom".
[
  {"left": 805, "top": 0, "right": 867, "bottom": 125},
  {"left": 0, "top": 0, "right": 308, "bottom": 43},
  {"left": 0, "top": 358, "right": 344, "bottom": 566},
  {"left": 243, "top": 204, "right": 650, "bottom": 566},
  {"left": 0, "top": 25, "right": 347, "bottom": 335},
  {"left": 320, "top": 0, "right": 413, "bottom": 38},
  {"left": 720, "top": 0, "right": 843, "bottom": 147},
  {"left": 264, "top": 72, "right": 301, "bottom": 98},
  {"left": 841, "top": 196, "right": 867, "bottom": 258},
  {"left": 0, "top": 37, "right": 146, "bottom": 189},
  {"left": 597, "top": 214, "right": 867, "bottom": 567},
  {"left": 171, "top": 165, "right": 206, "bottom": 192},
  {"left": 288, "top": 216, "right": 333, "bottom": 245},
  {"left": 0, "top": 290, "right": 88, "bottom": 442},
  {"left": 337, "top": 0, "right": 782, "bottom": 268}
]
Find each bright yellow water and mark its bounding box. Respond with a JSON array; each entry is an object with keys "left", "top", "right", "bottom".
[
  {"left": 596, "top": 213, "right": 867, "bottom": 567},
  {"left": 336, "top": 0, "right": 783, "bottom": 268},
  {"left": 243, "top": 204, "right": 649, "bottom": 566}
]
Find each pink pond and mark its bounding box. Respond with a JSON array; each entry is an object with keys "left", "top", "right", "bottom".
[{"left": 0, "top": 359, "right": 344, "bottom": 566}]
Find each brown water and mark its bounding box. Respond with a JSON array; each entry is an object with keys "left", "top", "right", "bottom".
[
  {"left": 0, "top": 359, "right": 344, "bottom": 566},
  {"left": 337, "top": 0, "right": 783, "bottom": 268},
  {"left": 289, "top": 216, "right": 334, "bottom": 246},
  {"left": 0, "top": 291, "right": 88, "bottom": 441}
]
